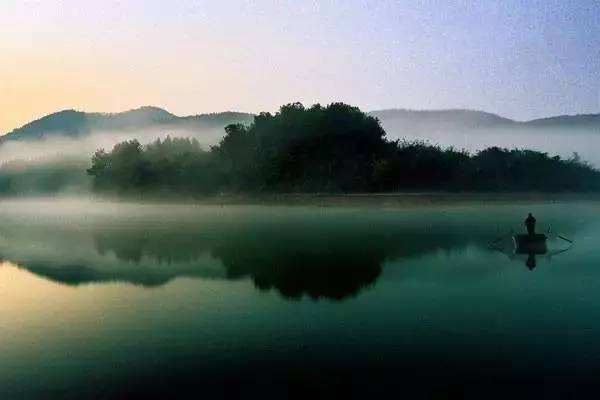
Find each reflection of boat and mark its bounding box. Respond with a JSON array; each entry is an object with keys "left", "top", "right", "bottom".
[
  {"left": 491, "top": 229, "right": 572, "bottom": 271},
  {"left": 513, "top": 234, "right": 547, "bottom": 255}
]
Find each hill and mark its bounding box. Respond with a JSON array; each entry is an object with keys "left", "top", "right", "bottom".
[
  {"left": 0, "top": 106, "right": 254, "bottom": 143},
  {"left": 5, "top": 107, "right": 600, "bottom": 144},
  {"left": 370, "top": 109, "right": 515, "bottom": 129},
  {"left": 3, "top": 106, "right": 600, "bottom": 167},
  {"left": 370, "top": 108, "right": 600, "bottom": 138},
  {"left": 524, "top": 113, "right": 600, "bottom": 129}
]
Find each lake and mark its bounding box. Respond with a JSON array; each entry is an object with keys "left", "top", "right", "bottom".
[{"left": 1, "top": 198, "right": 600, "bottom": 398}]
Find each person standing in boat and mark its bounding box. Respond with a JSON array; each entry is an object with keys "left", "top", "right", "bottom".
[{"left": 525, "top": 213, "right": 536, "bottom": 236}]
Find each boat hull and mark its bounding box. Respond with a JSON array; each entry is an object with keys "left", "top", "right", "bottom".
[{"left": 513, "top": 234, "right": 547, "bottom": 254}]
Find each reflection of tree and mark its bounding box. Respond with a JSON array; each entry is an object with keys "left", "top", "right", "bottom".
[
  {"left": 11, "top": 261, "right": 176, "bottom": 287},
  {"left": 90, "top": 226, "right": 474, "bottom": 300},
  {"left": 213, "top": 238, "right": 384, "bottom": 300},
  {"left": 95, "top": 231, "right": 212, "bottom": 265},
  {"left": 5, "top": 208, "right": 578, "bottom": 300},
  {"left": 0, "top": 221, "right": 482, "bottom": 298},
  {"left": 93, "top": 229, "right": 386, "bottom": 300}
]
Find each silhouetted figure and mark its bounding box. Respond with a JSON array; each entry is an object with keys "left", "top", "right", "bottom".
[
  {"left": 526, "top": 253, "right": 537, "bottom": 270},
  {"left": 525, "top": 213, "right": 536, "bottom": 236}
]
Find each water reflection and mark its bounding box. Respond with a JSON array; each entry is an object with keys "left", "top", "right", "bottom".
[
  {"left": 492, "top": 233, "right": 573, "bottom": 271},
  {"left": 0, "top": 204, "right": 586, "bottom": 300},
  {"left": 526, "top": 253, "right": 537, "bottom": 270},
  {"left": 94, "top": 229, "right": 385, "bottom": 300},
  {"left": 1, "top": 202, "right": 600, "bottom": 398}
]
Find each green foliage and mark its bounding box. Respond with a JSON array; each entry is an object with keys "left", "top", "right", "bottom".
[
  {"left": 87, "top": 136, "right": 216, "bottom": 194},
  {"left": 372, "top": 143, "right": 600, "bottom": 191},
  {"left": 211, "top": 123, "right": 259, "bottom": 191},
  {"left": 251, "top": 102, "right": 389, "bottom": 191},
  {"left": 86, "top": 103, "right": 600, "bottom": 194}
]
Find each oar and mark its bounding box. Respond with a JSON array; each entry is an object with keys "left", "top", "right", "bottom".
[{"left": 558, "top": 235, "right": 573, "bottom": 244}]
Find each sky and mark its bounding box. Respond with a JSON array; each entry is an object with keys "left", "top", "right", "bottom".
[{"left": 1, "top": 0, "right": 599, "bottom": 133}]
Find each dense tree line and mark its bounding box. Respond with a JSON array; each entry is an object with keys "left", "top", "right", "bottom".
[{"left": 86, "top": 102, "right": 600, "bottom": 194}]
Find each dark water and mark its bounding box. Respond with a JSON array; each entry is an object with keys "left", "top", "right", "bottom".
[{"left": 1, "top": 199, "right": 600, "bottom": 399}]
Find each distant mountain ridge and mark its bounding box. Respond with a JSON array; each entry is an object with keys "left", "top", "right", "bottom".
[
  {"left": 3, "top": 106, "right": 600, "bottom": 144},
  {"left": 368, "top": 109, "right": 600, "bottom": 141},
  {"left": 523, "top": 113, "right": 600, "bottom": 128},
  {"left": 0, "top": 106, "right": 254, "bottom": 142},
  {"left": 371, "top": 109, "right": 515, "bottom": 126},
  {"left": 371, "top": 108, "right": 600, "bottom": 129}
]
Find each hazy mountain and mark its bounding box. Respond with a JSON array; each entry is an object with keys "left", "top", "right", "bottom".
[
  {"left": 369, "top": 109, "right": 600, "bottom": 166},
  {"left": 524, "top": 113, "right": 600, "bottom": 129},
  {"left": 370, "top": 109, "right": 515, "bottom": 130},
  {"left": 3, "top": 106, "right": 600, "bottom": 166},
  {"left": 0, "top": 106, "right": 254, "bottom": 142},
  {"left": 5, "top": 106, "right": 600, "bottom": 144},
  {"left": 370, "top": 108, "right": 600, "bottom": 138}
]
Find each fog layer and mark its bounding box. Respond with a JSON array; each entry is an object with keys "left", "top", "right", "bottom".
[{"left": 380, "top": 124, "right": 599, "bottom": 167}]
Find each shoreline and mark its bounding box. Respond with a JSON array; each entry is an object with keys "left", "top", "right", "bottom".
[
  {"left": 3, "top": 191, "right": 600, "bottom": 208},
  {"left": 220, "top": 192, "right": 600, "bottom": 206}
]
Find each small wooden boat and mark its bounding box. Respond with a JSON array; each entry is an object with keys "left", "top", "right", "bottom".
[{"left": 513, "top": 234, "right": 547, "bottom": 254}]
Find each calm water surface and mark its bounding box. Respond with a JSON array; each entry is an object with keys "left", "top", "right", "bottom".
[{"left": 1, "top": 199, "right": 600, "bottom": 398}]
